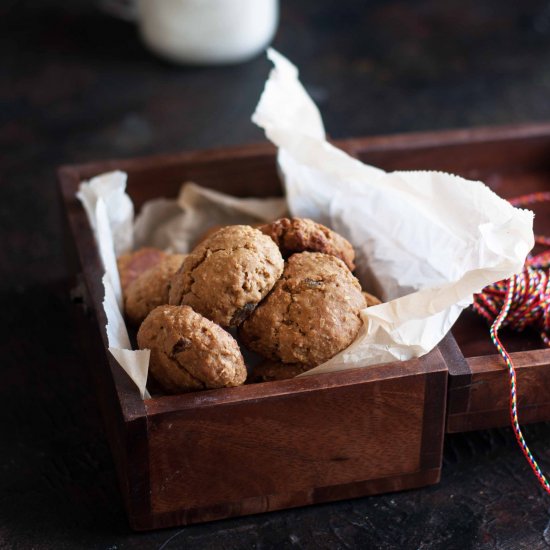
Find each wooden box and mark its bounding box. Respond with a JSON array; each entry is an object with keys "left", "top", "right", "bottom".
[
  {"left": 58, "top": 123, "right": 550, "bottom": 530},
  {"left": 59, "top": 141, "right": 447, "bottom": 530}
]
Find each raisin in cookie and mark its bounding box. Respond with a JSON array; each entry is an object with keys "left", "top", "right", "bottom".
[
  {"left": 125, "top": 254, "right": 186, "bottom": 325},
  {"left": 117, "top": 247, "right": 166, "bottom": 297},
  {"left": 239, "top": 252, "right": 366, "bottom": 367},
  {"left": 259, "top": 218, "right": 355, "bottom": 271},
  {"left": 169, "top": 225, "right": 284, "bottom": 327},
  {"left": 137, "top": 305, "right": 246, "bottom": 393}
]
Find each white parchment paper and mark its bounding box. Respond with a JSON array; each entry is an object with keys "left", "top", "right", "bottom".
[
  {"left": 77, "top": 49, "right": 534, "bottom": 395},
  {"left": 254, "top": 49, "right": 534, "bottom": 375}
]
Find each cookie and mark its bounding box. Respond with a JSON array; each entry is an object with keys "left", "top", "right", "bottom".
[
  {"left": 193, "top": 223, "right": 263, "bottom": 249},
  {"left": 239, "top": 252, "right": 366, "bottom": 367},
  {"left": 249, "top": 360, "right": 312, "bottom": 383},
  {"left": 259, "top": 217, "right": 356, "bottom": 271},
  {"left": 363, "top": 291, "right": 382, "bottom": 307},
  {"left": 125, "top": 254, "right": 186, "bottom": 325},
  {"left": 169, "top": 225, "right": 284, "bottom": 327},
  {"left": 117, "top": 247, "right": 166, "bottom": 297},
  {"left": 137, "top": 305, "right": 247, "bottom": 393}
]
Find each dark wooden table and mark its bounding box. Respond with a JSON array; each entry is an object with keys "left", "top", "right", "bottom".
[{"left": 3, "top": 1, "right": 550, "bottom": 548}]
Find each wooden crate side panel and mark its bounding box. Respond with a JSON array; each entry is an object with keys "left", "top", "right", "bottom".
[
  {"left": 125, "top": 153, "right": 283, "bottom": 210},
  {"left": 130, "top": 468, "right": 441, "bottom": 530},
  {"left": 63, "top": 145, "right": 283, "bottom": 211},
  {"left": 147, "top": 373, "right": 429, "bottom": 515},
  {"left": 447, "top": 350, "right": 550, "bottom": 432}
]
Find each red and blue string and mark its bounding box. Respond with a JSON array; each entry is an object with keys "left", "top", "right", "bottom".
[{"left": 472, "top": 191, "right": 550, "bottom": 494}]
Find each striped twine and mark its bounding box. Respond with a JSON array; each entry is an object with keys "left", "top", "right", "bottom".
[{"left": 472, "top": 191, "right": 550, "bottom": 494}]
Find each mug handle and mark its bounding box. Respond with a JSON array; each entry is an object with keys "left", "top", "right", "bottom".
[{"left": 100, "top": 0, "right": 139, "bottom": 22}]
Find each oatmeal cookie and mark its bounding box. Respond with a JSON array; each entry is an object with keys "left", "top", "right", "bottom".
[
  {"left": 259, "top": 217, "right": 356, "bottom": 271},
  {"left": 193, "top": 223, "right": 263, "bottom": 249},
  {"left": 117, "top": 247, "right": 166, "bottom": 297},
  {"left": 169, "top": 225, "right": 284, "bottom": 327},
  {"left": 137, "top": 305, "right": 247, "bottom": 393},
  {"left": 249, "top": 360, "right": 312, "bottom": 383},
  {"left": 239, "top": 252, "right": 366, "bottom": 367},
  {"left": 125, "top": 254, "right": 186, "bottom": 325}
]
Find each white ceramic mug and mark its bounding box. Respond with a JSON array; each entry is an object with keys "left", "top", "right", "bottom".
[{"left": 101, "top": 0, "right": 279, "bottom": 65}]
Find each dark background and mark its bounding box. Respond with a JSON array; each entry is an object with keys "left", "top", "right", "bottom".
[{"left": 3, "top": 0, "right": 550, "bottom": 548}]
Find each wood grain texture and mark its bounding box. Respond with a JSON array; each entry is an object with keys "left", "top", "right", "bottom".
[
  {"left": 135, "top": 352, "right": 446, "bottom": 529},
  {"left": 130, "top": 469, "right": 443, "bottom": 531},
  {"left": 447, "top": 351, "right": 550, "bottom": 433},
  {"left": 147, "top": 373, "right": 422, "bottom": 512},
  {"left": 149, "top": 378, "right": 424, "bottom": 511}
]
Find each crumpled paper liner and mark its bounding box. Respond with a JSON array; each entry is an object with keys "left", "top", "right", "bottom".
[
  {"left": 133, "top": 182, "right": 288, "bottom": 253},
  {"left": 77, "top": 49, "right": 534, "bottom": 397}
]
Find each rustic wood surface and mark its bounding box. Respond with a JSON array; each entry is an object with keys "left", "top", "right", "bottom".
[{"left": 4, "top": 0, "right": 550, "bottom": 548}]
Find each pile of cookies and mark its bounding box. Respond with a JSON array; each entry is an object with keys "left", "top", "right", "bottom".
[{"left": 117, "top": 218, "right": 381, "bottom": 394}]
